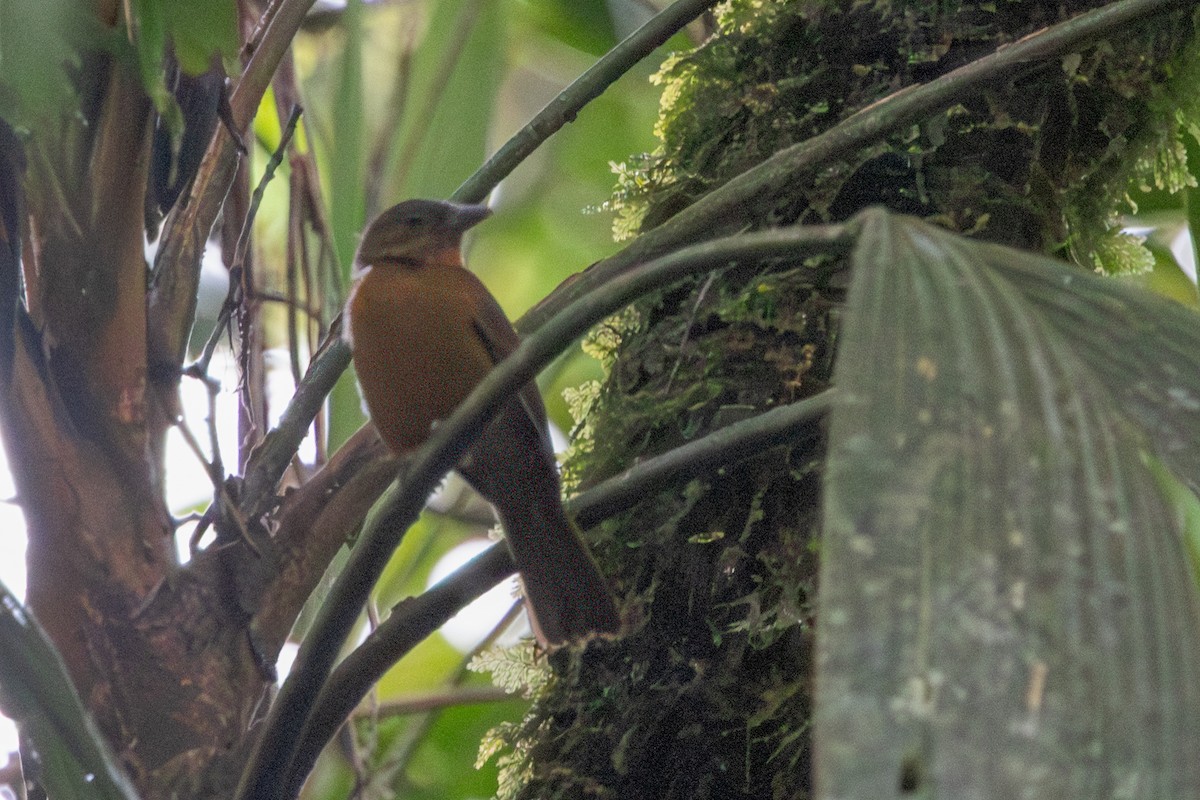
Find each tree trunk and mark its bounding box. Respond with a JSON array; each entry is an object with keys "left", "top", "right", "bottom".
[{"left": 486, "top": 2, "right": 1199, "bottom": 798}]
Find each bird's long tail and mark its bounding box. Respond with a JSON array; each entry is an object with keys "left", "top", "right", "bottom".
[
  {"left": 459, "top": 394, "right": 621, "bottom": 646},
  {"left": 497, "top": 499, "right": 622, "bottom": 646}
]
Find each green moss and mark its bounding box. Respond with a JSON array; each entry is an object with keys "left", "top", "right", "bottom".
[
  {"left": 477, "top": 2, "right": 1200, "bottom": 798},
  {"left": 607, "top": 0, "right": 1200, "bottom": 269},
  {"left": 478, "top": 262, "right": 832, "bottom": 799}
]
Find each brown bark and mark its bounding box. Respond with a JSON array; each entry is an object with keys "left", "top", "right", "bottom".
[{"left": 0, "top": 3, "right": 381, "bottom": 796}]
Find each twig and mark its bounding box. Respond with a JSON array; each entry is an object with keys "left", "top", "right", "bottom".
[
  {"left": 238, "top": 106, "right": 303, "bottom": 273},
  {"left": 571, "top": 389, "right": 834, "bottom": 529},
  {"left": 189, "top": 107, "right": 303, "bottom": 378},
  {"left": 171, "top": 404, "right": 222, "bottom": 489},
  {"left": 364, "top": 686, "right": 515, "bottom": 719},
  {"left": 169, "top": 395, "right": 261, "bottom": 556},
  {"left": 451, "top": 0, "right": 720, "bottom": 204}
]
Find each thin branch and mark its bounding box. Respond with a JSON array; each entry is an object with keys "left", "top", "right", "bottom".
[
  {"left": 236, "top": 225, "right": 848, "bottom": 800},
  {"left": 171, "top": 405, "right": 221, "bottom": 490},
  {"left": 281, "top": 389, "right": 835, "bottom": 794},
  {"left": 237, "top": 106, "right": 304, "bottom": 273},
  {"left": 571, "top": 389, "right": 834, "bottom": 529},
  {"left": 515, "top": 0, "right": 1192, "bottom": 332},
  {"left": 191, "top": 107, "right": 302, "bottom": 377},
  {"left": 149, "top": 0, "right": 319, "bottom": 374},
  {"left": 451, "top": 0, "right": 719, "bottom": 204},
  {"left": 362, "top": 686, "right": 515, "bottom": 719},
  {"left": 280, "top": 545, "right": 518, "bottom": 800}
]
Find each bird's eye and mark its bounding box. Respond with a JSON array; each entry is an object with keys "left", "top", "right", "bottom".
[{"left": 404, "top": 216, "right": 425, "bottom": 227}]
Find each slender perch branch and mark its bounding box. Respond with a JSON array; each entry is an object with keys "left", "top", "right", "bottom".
[{"left": 451, "top": 0, "right": 720, "bottom": 204}]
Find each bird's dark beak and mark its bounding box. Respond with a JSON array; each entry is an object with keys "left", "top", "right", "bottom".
[{"left": 448, "top": 203, "right": 492, "bottom": 233}]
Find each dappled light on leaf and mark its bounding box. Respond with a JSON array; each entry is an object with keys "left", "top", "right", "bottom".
[{"left": 818, "top": 209, "right": 1200, "bottom": 798}]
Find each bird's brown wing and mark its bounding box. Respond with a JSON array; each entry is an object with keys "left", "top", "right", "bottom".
[{"left": 467, "top": 281, "right": 554, "bottom": 452}]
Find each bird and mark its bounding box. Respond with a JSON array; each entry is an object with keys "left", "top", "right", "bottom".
[{"left": 344, "top": 198, "right": 621, "bottom": 646}]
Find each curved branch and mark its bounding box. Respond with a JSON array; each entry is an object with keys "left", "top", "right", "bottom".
[
  {"left": 451, "top": 0, "right": 720, "bottom": 204},
  {"left": 282, "top": 389, "right": 836, "bottom": 794},
  {"left": 365, "top": 686, "right": 515, "bottom": 717},
  {"left": 515, "top": 0, "right": 1189, "bottom": 333},
  {"left": 571, "top": 389, "right": 835, "bottom": 528},
  {"left": 280, "top": 543, "right": 516, "bottom": 799},
  {"left": 237, "top": 226, "right": 847, "bottom": 800}
]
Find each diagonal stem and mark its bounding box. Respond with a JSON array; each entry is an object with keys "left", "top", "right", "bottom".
[{"left": 452, "top": 0, "right": 720, "bottom": 204}]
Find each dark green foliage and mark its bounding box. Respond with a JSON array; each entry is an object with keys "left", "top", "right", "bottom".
[
  {"left": 0, "top": 585, "right": 138, "bottom": 800},
  {"left": 611, "top": 0, "right": 1199, "bottom": 270}
]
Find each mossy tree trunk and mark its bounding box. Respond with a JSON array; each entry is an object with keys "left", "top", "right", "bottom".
[{"left": 485, "top": 2, "right": 1199, "bottom": 798}]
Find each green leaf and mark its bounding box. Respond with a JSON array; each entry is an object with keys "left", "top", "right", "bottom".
[
  {"left": 817, "top": 209, "right": 1200, "bottom": 798},
  {"left": 381, "top": 0, "right": 505, "bottom": 202},
  {"left": 162, "top": 0, "right": 237, "bottom": 75},
  {"left": 515, "top": 0, "right": 617, "bottom": 55},
  {"left": 129, "top": 0, "right": 237, "bottom": 75},
  {"left": 0, "top": 585, "right": 138, "bottom": 800},
  {"left": 328, "top": 0, "right": 366, "bottom": 274},
  {"left": 1142, "top": 452, "right": 1200, "bottom": 590},
  {"left": 0, "top": 0, "right": 97, "bottom": 128}
]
